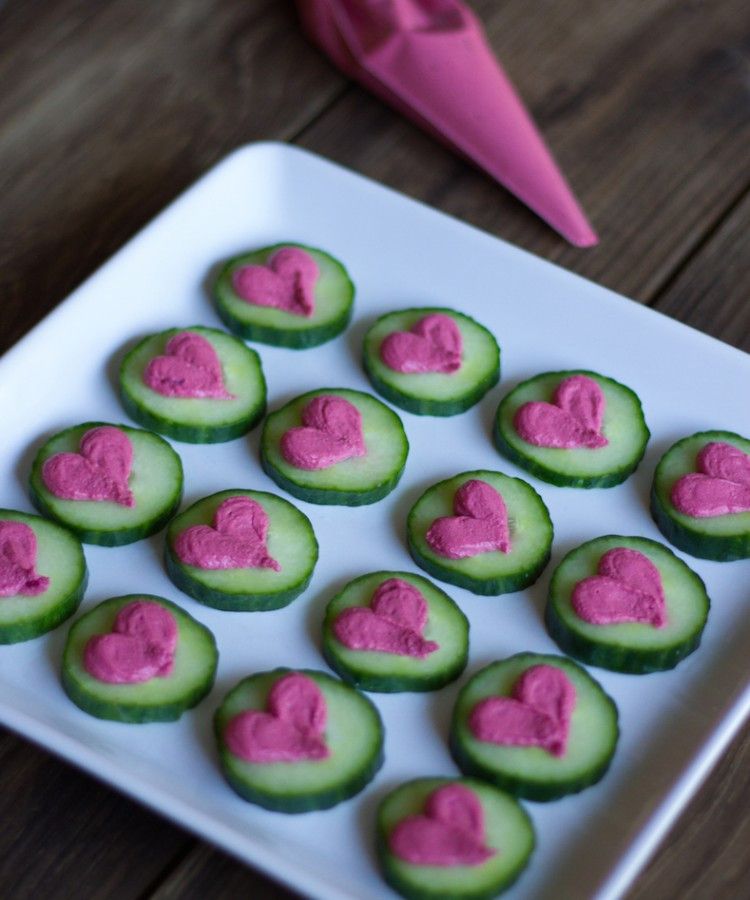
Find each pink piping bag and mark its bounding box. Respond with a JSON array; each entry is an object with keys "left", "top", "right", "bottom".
[{"left": 296, "top": 0, "right": 598, "bottom": 247}]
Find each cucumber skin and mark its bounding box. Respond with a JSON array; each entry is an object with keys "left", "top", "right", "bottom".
[
  {"left": 62, "top": 595, "right": 218, "bottom": 723},
  {"left": 493, "top": 371, "right": 650, "bottom": 489},
  {"left": 450, "top": 653, "right": 619, "bottom": 802},
  {"left": 0, "top": 567, "right": 88, "bottom": 645},
  {"left": 362, "top": 308, "right": 500, "bottom": 417},
  {"left": 118, "top": 335, "right": 267, "bottom": 443},
  {"left": 214, "top": 667, "right": 385, "bottom": 813},
  {"left": 545, "top": 537, "right": 710, "bottom": 674},
  {"left": 322, "top": 640, "right": 469, "bottom": 694},
  {"left": 213, "top": 243, "right": 355, "bottom": 349},
  {"left": 651, "top": 432, "right": 750, "bottom": 561},
  {"left": 29, "top": 422, "right": 183, "bottom": 547},
  {"left": 164, "top": 544, "right": 315, "bottom": 612}
]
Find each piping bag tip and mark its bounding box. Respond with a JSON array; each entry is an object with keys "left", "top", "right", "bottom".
[{"left": 296, "top": 0, "right": 598, "bottom": 249}]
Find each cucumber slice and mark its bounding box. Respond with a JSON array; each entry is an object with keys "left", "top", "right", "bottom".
[
  {"left": 62, "top": 594, "right": 218, "bottom": 723},
  {"left": 546, "top": 536, "right": 710, "bottom": 673},
  {"left": 0, "top": 509, "right": 87, "bottom": 644},
  {"left": 493, "top": 370, "right": 649, "bottom": 488},
  {"left": 214, "top": 668, "right": 384, "bottom": 812},
  {"left": 450, "top": 654, "right": 619, "bottom": 801},
  {"left": 213, "top": 243, "right": 354, "bottom": 348},
  {"left": 261, "top": 388, "right": 409, "bottom": 506},
  {"left": 363, "top": 308, "right": 500, "bottom": 416},
  {"left": 322, "top": 571, "right": 469, "bottom": 692},
  {"left": 165, "top": 489, "right": 318, "bottom": 611},
  {"left": 377, "top": 777, "right": 535, "bottom": 900},
  {"left": 651, "top": 431, "right": 750, "bottom": 561},
  {"left": 29, "top": 422, "right": 183, "bottom": 546},
  {"left": 119, "top": 326, "right": 266, "bottom": 443},
  {"left": 407, "top": 471, "right": 553, "bottom": 595}
]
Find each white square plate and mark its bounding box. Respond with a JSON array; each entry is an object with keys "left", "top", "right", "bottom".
[{"left": 1, "top": 143, "right": 749, "bottom": 900}]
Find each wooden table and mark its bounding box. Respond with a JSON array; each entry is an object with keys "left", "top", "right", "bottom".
[{"left": 1, "top": 1, "right": 748, "bottom": 897}]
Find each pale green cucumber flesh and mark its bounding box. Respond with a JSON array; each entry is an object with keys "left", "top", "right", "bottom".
[
  {"left": 363, "top": 308, "right": 500, "bottom": 416},
  {"left": 546, "top": 535, "right": 709, "bottom": 673},
  {"left": 214, "top": 668, "right": 384, "bottom": 812},
  {"left": 29, "top": 423, "right": 183, "bottom": 546},
  {"left": 451, "top": 654, "right": 619, "bottom": 801},
  {"left": 0, "top": 509, "right": 87, "bottom": 643},
  {"left": 651, "top": 431, "right": 750, "bottom": 561},
  {"left": 322, "top": 571, "right": 469, "bottom": 692},
  {"left": 213, "top": 243, "right": 354, "bottom": 348},
  {"left": 119, "top": 326, "right": 266, "bottom": 443},
  {"left": 407, "top": 471, "right": 553, "bottom": 595},
  {"left": 494, "top": 371, "right": 650, "bottom": 488},
  {"left": 261, "top": 388, "right": 409, "bottom": 506},
  {"left": 165, "top": 489, "right": 318, "bottom": 611},
  {"left": 377, "top": 777, "right": 535, "bottom": 900},
  {"left": 62, "top": 594, "right": 218, "bottom": 722}
]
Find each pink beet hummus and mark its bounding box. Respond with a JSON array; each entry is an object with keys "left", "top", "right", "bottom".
[{"left": 0, "top": 521, "right": 50, "bottom": 597}]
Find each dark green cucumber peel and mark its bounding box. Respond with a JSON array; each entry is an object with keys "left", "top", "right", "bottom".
[
  {"left": 260, "top": 388, "right": 409, "bottom": 507},
  {"left": 165, "top": 489, "right": 318, "bottom": 612},
  {"left": 214, "top": 668, "right": 384, "bottom": 812},
  {"left": 118, "top": 326, "right": 267, "bottom": 444},
  {"left": 651, "top": 431, "right": 750, "bottom": 561},
  {"left": 213, "top": 243, "right": 355, "bottom": 349},
  {"left": 545, "top": 535, "right": 710, "bottom": 674},
  {"left": 406, "top": 471, "right": 553, "bottom": 596},
  {"left": 450, "top": 653, "right": 619, "bottom": 802},
  {"left": 376, "top": 778, "right": 535, "bottom": 900},
  {"left": 362, "top": 307, "right": 500, "bottom": 417},
  {"left": 62, "top": 594, "right": 218, "bottom": 723},
  {"left": 0, "top": 509, "right": 88, "bottom": 644},
  {"left": 29, "top": 422, "right": 183, "bottom": 547},
  {"left": 322, "top": 571, "right": 469, "bottom": 693},
  {"left": 493, "top": 370, "right": 650, "bottom": 488}
]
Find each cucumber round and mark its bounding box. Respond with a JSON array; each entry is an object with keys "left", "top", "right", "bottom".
[
  {"left": 450, "top": 653, "right": 619, "bottom": 801},
  {"left": 29, "top": 422, "right": 183, "bottom": 546},
  {"left": 213, "top": 243, "right": 354, "bottom": 349},
  {"left": 377, "top": 777, "right": 535, "bottom": 900},
  {"left": 260, "top": 388, "right": 409, "bottom": 506},
  {"left": 493, "top": 370, "right": 650, "bottom": 488},
  {"left": 214, "top": 668, "right": 384, "bottom": 812},
  {"left": 407, "top": 471, "right": 553, "bottom": 595},
  {"left": 651, "top": 431, "right": 750, "bottom": 561},
  {"left": 165, "top": 489, "right": 318, "bottom": 611},
  {"left": 546, "top": 536, "right": 710, "bottom": 673},
  {"left": 362, "top": 307, "right": 500, "bottom": 416},
  {"left": 62, "top": 594, "right": 218, "bottom": 723},
  {"left": 119, "top": 326, "right": 267, "bottom": 443},
  {"left": 322, "top": 571, "right": 469, "bottom": 692},
  {"left": 0, "top": 509, "right": 87, "bottom": 644}
]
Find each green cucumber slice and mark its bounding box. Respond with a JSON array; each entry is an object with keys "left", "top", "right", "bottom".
[
  {"left": 62, "top": 594, "right": 218, "bottom": 723},
  {"left": 322, "top": 571, "right": 469, "bottom": 692},
  {"left": 165, "top": 489, "right": 318, "bottom": 611},
  {"left": 29, "top": 422, "right": 183, "bottom": 546},
  {"left": 214, "top": 668, "right": 384, "bottom": 812},
  {"left": 651, "top": 431, "right": 750, "bottom": 561},
  {"left": 362, "top": 307, "right": 500, "bottom": 416},
  {"left": 493, "top": 370, "right": 650, "bottom": 488},
  {"left": 260, "top": 388, "right": 409, "bottom": 506},
  {"left": 213, "top": 243, "right": 354, "bottom": 348},
  {"left": 119, "top": 326, "right": 266, "bottom": 443},
  {"left": 407, "top": 470, "right": 553, "bottom": 595},
  {"left": 450, "top": 653, "right": 619, "bottom": 801},
  {"left": 0, "top": 509, "right": 87, "bottom": 644},
  {"left": 377, "top": 777, "right": 535, "bottom": 900},
  {"left": 546, "top": 536, "right": 710, "bottom": 673}
]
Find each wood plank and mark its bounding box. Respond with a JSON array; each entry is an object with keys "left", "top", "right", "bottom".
[
  {"left": 296, "top": 0, "right": 750, "bottom": 301},
  {"left": 0, "top": 0, "right": 345, "bottom": 355}
]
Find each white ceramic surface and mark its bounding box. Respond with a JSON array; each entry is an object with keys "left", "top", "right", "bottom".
[{"left": 1, "top": 143, "right": 749, "bottom": 900}]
